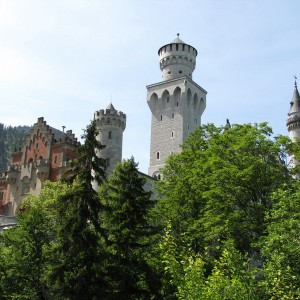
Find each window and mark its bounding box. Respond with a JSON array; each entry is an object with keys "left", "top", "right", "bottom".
[
  {"left": 156, "top": 152, "right": 160, "bottom": 160},
  {"left": 36, "top": 143, "right": 39, "bottom": 148},
  {"left": 176, "top": 44, "right": 178, "bottom": 51},
  {"left": 187, "top": 124, "right": 190, "bottom": 130},
  {"left": 194, "top": 118, "right": 198, "bottom": 124},
  {"left": 160, "top": 115, "right": 163, "bottom": 121},
  {"left": 167, "top": 97, "right": 169, "bottom": 103},
  {"left": 172, "top": 113, "right": 174, "bottom": 119},
  {"left": 182, "top": 44, "right": 185, "bottom": 51},
  {"left": 176, "top": 102, "right": 179, "bottom": 107},
  {"left": 106, "top": 158, "right": 110, "bottom": 166},
  {"left": 168, "top": 71, "right": 171, "bottom": 74},
  {"left": 0, "top": 191, "right": 3, "bottom": 200},
  {"left": 171, "top": 131, "right": 174, "bottom": 138},
  {"left": 108, "top": 131, "right": 112, "bottom": 139},
  {"left": 179, "top": 70, "right": 182, "bottom": 74},
  {"left": 54, "top": 156, "right": 57, "bottom": 164}
]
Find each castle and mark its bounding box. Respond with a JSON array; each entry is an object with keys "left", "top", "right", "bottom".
[{"left": 0, "top": 35, "right": 297, "bottom": 217}]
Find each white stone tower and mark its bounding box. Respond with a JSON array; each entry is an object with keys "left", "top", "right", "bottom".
[
  {"left": 147, "top": 35, "right": 207, "bottom": 177},
  {"left": 287, "top": 78, "right": 300, "bottom": 142},
  {"left": 94, "top": 103, "right": 126, "bottom": 179}
]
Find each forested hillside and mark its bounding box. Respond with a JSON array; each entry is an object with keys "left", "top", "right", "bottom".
[{"left": 0, "top": 123, "right": 31, "bottom": 172}]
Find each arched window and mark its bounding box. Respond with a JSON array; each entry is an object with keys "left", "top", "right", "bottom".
[
  {"left": 162, "top": 89, "right": 170, "bottom": 108},
  {"left": 193, "top": 93, "right": 199, "bottom": 111},
  {"left": 174, "top": 87, "right": 181, "bottom": 107},
  {"left": 187, "top": 88, "right": 192, "bottom": 107}
]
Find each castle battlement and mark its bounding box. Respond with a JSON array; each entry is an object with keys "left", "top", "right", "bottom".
[{"left": 94, "top": 103, "right": 126, "bottom": 130}]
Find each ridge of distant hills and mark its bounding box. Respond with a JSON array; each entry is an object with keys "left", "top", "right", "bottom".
[{"left": 0, "top": 124, "right": 31, "bottom": 172}]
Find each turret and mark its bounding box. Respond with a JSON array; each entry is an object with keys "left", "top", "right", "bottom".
[
  {"left": 94, "top": 103, "right": 126, "bottom": 180},
  {"left": 158, "top": 33, "right": 197, "bottom": 81},
  {"left": 287, "top": 78, "right": 300, "bottom": 141}
]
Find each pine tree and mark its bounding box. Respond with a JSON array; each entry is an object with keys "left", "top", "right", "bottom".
[
  {"left": 99, "top": 157, "right": 160, "bottom": 299},
  {"left": 51, "top": 120, "right": 108, "bottom": 299}
]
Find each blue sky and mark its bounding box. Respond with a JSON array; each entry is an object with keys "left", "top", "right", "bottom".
[{"left": 1, "top": 0, "right": 299, "bottom": 173}]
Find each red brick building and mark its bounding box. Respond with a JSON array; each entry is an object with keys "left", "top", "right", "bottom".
[{"left": 0, "top": 117, "right": 80, "bottom": 215}]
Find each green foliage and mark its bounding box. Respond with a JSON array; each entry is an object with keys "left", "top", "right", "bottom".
[
  {"left": 161, "top": 224, "right": 261, "bottom": 300},
  {"left": 261, "top": 185, "right": 300, "bottom": 299},
  {"left": 1, "top": 121, "right": 300, "bottom": 299},
  {"left": 155, "top": 123, "right": 292, "bottom": 257},
  {"left": 51, "top": 120, "right": 108, "bottom": 299},
  {"left": 0, "top": 123, "right": 30, "bottom": 172},
  {"left": 0, "top": 181, "right": 66, "bottom": 300},
  {"left": 99, "top": 157, "right": 160, "bottom": 299}
]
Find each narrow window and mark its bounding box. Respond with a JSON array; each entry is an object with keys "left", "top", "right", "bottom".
[
  {"left": 170, "top": 44, "right": 172, "bottom": 51},
  {"left": 182, "top": 44, "right": 185, "bottom": 51},
  {"left": 36, "top": 143, "right": 39, "bottom": 149},
  {"left": 171, "top": 131, "right": 174, "bottom": 138},
  {"left": 54, "top": 156, "right": 57, "bottom": 164},
  {"left": 108, "top": 131, "right": 112, "bottom": 139},
  {"left": 172, "top": 113, "right": 175, "bottom": 119},
  {"left": 176, "top": 102, "right": 179, "bottom": 107},
  {"left": 179, "top": 70, "right": 182, "bottom": 74},
  {"left": 160, "top": 115, "right": 163, "bottom": 121},
  {"left": 187, "top": 124, "right": 190, "bottom": 130},
  {"left": 176, "top": 44, "right": 178, "bottom": 51},
  {"left": 167, "top": 97, "right": 169, "bottom": 103},
  {"left": 156, "top": 152, "right": 160, "bottom": 160}
]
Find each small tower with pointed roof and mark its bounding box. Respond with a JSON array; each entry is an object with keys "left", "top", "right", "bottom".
[
  {"left": 147, "top": 35, "right": 207, "bottom": 177},
  {"left": 94, "top": 103, "right": 126, "bottom": 181},
  {"left": 287, "top": 77, "right": 300, "bottom": 142}
]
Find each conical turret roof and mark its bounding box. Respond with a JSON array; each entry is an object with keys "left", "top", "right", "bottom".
[
  {"left": 289, "top": 81, "right": 300, "bottom": 114},
  {"left": 107, "top": 103, "right": 116, "bottom": 111},
  {"left": 172, "top": 36, "right": 185, "bottom": 44}
]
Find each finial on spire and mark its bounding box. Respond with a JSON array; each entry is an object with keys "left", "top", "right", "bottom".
[
  {"left": 294, "top": 75, "right": 298, "bottom": 87},
  {"left": 62, "top": 126, "right": 66, "bottom": 132},
  {"left": 177, "top": 33, "right": 180, "bottom": 38}
]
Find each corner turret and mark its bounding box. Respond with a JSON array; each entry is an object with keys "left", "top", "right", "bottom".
[
  {"left": 287, "top": 78, "right": 300, "bottom": 141},
  {"left": 94, "top": 103, "right": 126, "bottom": 182}
]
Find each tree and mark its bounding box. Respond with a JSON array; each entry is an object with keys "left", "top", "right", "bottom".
[
  {"left": 155, "top": 123, "right": 293, "bottom": 258},
  {"left": 161, "top": 229, "right": 262, "bottom": 300},
  {"left": 0, "top": 181, "right": 65, "bottom": 300},
  {"left": 99, "top": 157, "right": 160, "bottom": 299},
  {"left": 261, "top": 184, "right": 300, "bottom": 299},
  {"left": 50, "top": 120, "right": 108, "bottom": 299}
]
